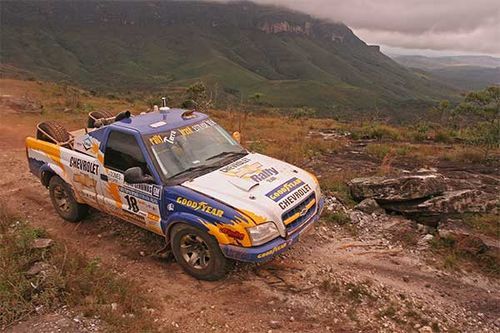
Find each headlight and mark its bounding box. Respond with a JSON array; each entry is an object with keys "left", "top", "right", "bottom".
[{"left": 247, "top": 222, "right": 280, "bottom": 246}]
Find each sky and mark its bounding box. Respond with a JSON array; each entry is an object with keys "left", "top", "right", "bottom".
[{"left": 223, "top": 0, "right": 500, "bottom": 57}]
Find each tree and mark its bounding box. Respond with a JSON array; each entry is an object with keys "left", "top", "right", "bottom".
[
  {"left": 455, "top": 86, "right": 499, "bottom": 123},
  {"left": 430, "top": 99, "right": 451, "bottom": 126},
  {"left": 183, "top": 81, "right": 213, "bottom": 112},
  {"left": 454, "top": 86, "right": 499, "bottom": 158}
]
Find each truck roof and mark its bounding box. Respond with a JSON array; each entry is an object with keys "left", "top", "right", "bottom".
[{"left": 110, "top": 108, "right": 209, "bottom": 135}]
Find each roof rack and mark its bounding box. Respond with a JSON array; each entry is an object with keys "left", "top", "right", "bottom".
[{"left": 93, "top": 110, "right": 131, "bottom": 128}]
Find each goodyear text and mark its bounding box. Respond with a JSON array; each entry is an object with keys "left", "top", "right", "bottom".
[
  {"left": 266, "top": 177, "right": 304, "bottom": 202},
  {"left": 176, "top": 197, "right": 224, "bottom": 218}
]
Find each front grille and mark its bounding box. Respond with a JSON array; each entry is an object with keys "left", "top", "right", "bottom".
[{"left": 282, "top": 193, "right": 316, "bottom": 234}]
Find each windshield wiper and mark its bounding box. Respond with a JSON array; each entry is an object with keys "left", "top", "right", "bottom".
[
  {"left": 206, "top": 150, "right": 248, "bottom": 161},
  {"left": 169, "top": 164, "right": 219, "bottom": 179}
]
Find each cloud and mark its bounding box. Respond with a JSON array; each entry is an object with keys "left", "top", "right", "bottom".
[{"left": 218, "top": 0, "right": 500, "bottom": 55}]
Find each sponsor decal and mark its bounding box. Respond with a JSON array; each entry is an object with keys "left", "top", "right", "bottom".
[
  {"left": 150, "top": 121, "right": 167, "bottom": 128},
  {"left": 219, "top": 227, "right": 245, "bottom": 240},
  {"left": 176, "top": 197, "right": 224, "bottom": 218},
  {"left": 118, "top": 181, "right": 161, "bottom": 199},
  {"left": 152, "top": 186, "right": 161, "bottom": 198},
  {"left": 223, "top": 162, "right": 261, "bottom": 177},
  {"left": 221, "top": 160, "right": 279, "bottom": 182},
  {"left": 149, "top": 131, "right": 176, "bottom": 145},
  {"left": 69, "top": 157, "right": 99, "bottom": 175},
  {"left": 219, "top": 157, "right": 251, "bottom": 173},
  {"left": 128, "top": 183, "right": 161, "bottom": 198},
  {"left": 119, "top": 186, "right": 158, "bottom": 204},
  {"left": 250, "top": 167, "right": 278, "bottom": 182},
  {"left": 278, "top": 184, "right": 312, "bottom": 210},
  {"left": 256, "top": 242, "right": 289, "bottom": 259},
  {"left": 149, "top": 120, "right": 216, "bottom": 145},
  {"left": 73, "top": 174, "right": 96, "bottom": 188},
  {"left": 266, "top": 177, "right": 304, "bottom": 202},
  {"left": 147, "top": 212, "right": 160, "bottom": 222},
  {"left": 121, "top": 209, "right": 147, "bottom": 225},
  {"left": 166, "top": 203, "right": 175, "bottom": 211},
  {"left": 107, "top": 169, "right": 124, "bottom": 182},
  {"left": 82, "top": 137, "right": 92, "bottom": 151}
]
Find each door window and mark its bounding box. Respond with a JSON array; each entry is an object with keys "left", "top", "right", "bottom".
[{"left": 104, "top": 131, "right": 148, "bottom": 174}]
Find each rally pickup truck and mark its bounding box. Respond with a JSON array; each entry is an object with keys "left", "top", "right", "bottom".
[{"left": 26, "top": 106, "right": 324, "bottom": 280}]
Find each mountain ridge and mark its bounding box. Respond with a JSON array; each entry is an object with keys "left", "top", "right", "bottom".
[
  {"left": 393, "top": 55, "right": 500, "bottom": 90},
  {"left": 0, "top": 0, "right": 455, "bottom": 119}
]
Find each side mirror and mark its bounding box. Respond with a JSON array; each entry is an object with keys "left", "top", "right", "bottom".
[
  {"left": 124, "top": 167, "right": 154, "bottom": 184},
  {"left": 232, "top": 131, "right": 241, "bottom": 144}
]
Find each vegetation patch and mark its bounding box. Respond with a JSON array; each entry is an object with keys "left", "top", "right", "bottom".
[
  {"left": 461, "top": 213, "right": 499, "bottom": 238},
  {"left": 323, "top": 211, "right": 351, "bottom": 226},
  {"left": 0, "top": 203, "right": 158, "bottom": 332},
  {"left": 430, "top": 235, "right": 499, "bottom": 277}
]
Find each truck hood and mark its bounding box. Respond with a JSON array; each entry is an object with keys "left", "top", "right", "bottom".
[{"left": 181, "top": 153, "right": 320, "bottom": 236}]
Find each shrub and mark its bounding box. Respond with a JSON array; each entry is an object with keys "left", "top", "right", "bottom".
[
  {"left": 324, "top": 211, "right": 350, "bottom": 225},
  {"left": 289, "top": 107, "right": 316, "bottom": 119}
]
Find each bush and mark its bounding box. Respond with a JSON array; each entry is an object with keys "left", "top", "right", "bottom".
[
  {"left": 324, "top": 211, "right": 350, "bottom": 225},
  {"left": 289, "top": 107, "right": 316, "bottom": 119},
  {"left": 351, "top": 123, "right": 402, "bottom": 141}
]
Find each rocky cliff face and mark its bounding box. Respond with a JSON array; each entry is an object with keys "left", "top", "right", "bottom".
[
  {"left": 259, "top": 21, "right": 313, "bottom": 36},
  {"left": 258, "top": 20, "right": 349, "bottom": 43}
]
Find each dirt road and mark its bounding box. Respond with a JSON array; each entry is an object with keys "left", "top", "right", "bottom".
[{"left": 1, "top": 111, "right": 498, "bottom": 333}]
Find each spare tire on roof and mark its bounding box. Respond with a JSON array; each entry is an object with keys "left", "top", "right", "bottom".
[
  {"left": 88, "top": 110, "right": 114, "bottom": 128},
  {"left": 36, "top": 121, "right": 71, "bottom": 147}
]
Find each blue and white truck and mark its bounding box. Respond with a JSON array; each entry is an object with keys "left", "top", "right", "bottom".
[{"left": 26, "top": 106, "right": 323, "bottom": 280}]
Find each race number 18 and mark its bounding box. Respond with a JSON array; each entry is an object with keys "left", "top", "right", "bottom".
[{"left": 124, "top": 195, "right": 139, "bottom": 213}]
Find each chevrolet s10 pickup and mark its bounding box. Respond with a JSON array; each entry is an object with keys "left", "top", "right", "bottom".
[{"left": 26, "top": 105, "right": 323, "bottom": 280}]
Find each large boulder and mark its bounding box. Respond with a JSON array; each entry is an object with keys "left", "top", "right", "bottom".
[
  {"left": 349, "top": 173, "right": 447, "bottom": 202},
  {"left": 381, "top": 190, "right": 498, "bottom": 225}
]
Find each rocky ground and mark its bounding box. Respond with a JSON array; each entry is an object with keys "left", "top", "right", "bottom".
[{"left": 0, "top": 92, "right": 499, "bottom": 332}]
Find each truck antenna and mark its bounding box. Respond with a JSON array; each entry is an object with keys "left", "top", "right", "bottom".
[{"left": 159, "top": 97, "right": 170, "bottom": 114}]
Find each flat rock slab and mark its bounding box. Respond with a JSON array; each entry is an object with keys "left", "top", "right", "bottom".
[
  {"left": 381, "top": 190, "right": 498, "bottom": 226},
  {"left": 31, "top": 238, "right": 54, "bottom": 249},
  {"left": 349, "top": 173, "right": 446, "bottom": 202},
  {"left": 26, "top": 261, "right": 52, "bottom": 275}
]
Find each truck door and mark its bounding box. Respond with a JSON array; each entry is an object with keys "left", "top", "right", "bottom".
[{"left": 99, "top": 130, "right": 164, "bottom": 235}]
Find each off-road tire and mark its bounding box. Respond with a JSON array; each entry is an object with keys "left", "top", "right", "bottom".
[
  {"left": 36, "top": 121, "right": 70, "bottom": 146},
  {"left": 49, "top": 176, "right": 89, "bottom": 222},
  {"left": 171, "top": 224, "right": 230, "bottom": 281},
  {"left": 88, "top": 110, "right": 114, "bottom": 128}
]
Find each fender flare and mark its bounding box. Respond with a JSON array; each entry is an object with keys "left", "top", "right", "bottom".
[
  {"left": 162, "top": 212, "right": 231, "bottom": 245},
  {"left": 39, "top": 163, "right": 78, "bottom": 200},
  {"left": 162, "top": 212, "right": 208, "bottom": 239},
  {"left": 40, "top": 164, "right": 57, "bottom": 187}
]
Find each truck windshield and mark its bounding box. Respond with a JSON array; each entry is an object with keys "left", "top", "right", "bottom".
[{"left": 146, "top": 119, "right": 246, "bottom": 179}]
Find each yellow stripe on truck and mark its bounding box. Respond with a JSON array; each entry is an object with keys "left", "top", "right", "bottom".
[
  {"left": 283, "top": 198, "right": 316, "bottom": 225},
  {"left": 25, "top": 137, "right": 64, "bottom": 171}
]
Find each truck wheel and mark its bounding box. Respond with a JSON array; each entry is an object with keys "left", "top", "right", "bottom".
[
  {"left": 88, "top": 110, "right": 114, "bottom": 128},
  {"left": 170, "top": 224, "right": 230, "bottom": 281},
  {"left": 49, "top": 176, "right": 88, "bottom": 222},
  {"left": 37, "top": 121, "right": 70, "bottom": 147}
]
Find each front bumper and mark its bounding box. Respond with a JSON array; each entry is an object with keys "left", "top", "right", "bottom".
[{"left": 220, "top": 196, "right": 324, "bottom": 262}]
